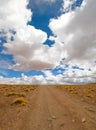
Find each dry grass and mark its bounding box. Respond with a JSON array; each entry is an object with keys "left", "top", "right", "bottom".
[
  {"left": 4, "top": 92, "right": 26, "bottom": 97},
  {"left": 4, "top": 92, "right": 17, "bottom": 97},
  {"left": 0, "top": 84, "right": 38, "bottom": 107},
  {"left": 56, "top": 84, "right": 96, "bottom": 103},
  {"left": 18, "top": 92, "right": 26, "bottom": 97},
  {"left": 11, "top": 97, "right": 28, "bottom": 106},
  {"left": 24, "top": 88, "right": 31, "bottom": 92}
]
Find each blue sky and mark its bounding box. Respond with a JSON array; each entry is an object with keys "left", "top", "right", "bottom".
[{"left": 0, "top": 0, "right": 96, "bottom": 84}]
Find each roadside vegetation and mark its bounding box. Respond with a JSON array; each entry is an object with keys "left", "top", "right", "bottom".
[
  {"left": 0, "top": 84, "right": 38, "bottom": 106},
  {"left": 56, "top": 84, "right": 96, "bottom": 104}
]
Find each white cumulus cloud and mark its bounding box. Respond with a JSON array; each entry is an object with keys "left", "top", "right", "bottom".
[
  {"left": 0, "top": 0, "right": 63, "bottom": 71},
  {"left": 63, "top": 0, "right": 76, "bottom": 12},
  {"left": 0, "top": 0, "right": 32, "bottom": 30},
  {"left": 49, "top": 0, "right": 96, "bottom": 66}
]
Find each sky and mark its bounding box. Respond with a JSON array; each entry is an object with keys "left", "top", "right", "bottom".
[{"left": 0, "top": 0, "right": 96, "bottom": 84}]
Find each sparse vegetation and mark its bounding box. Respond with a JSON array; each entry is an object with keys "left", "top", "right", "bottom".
[
  {"left": 56, "top": 84, "right": 96, "bottom": 103},
  {"left": 19, "top": 92, "right": 26, "bottom": 97},
  {"left": 4, "top": 92, "right": 17, "bottom": 97},
  {"left": 24, "top": 88, "right": 31, "bottom": 92},
  {"left": 0, "top": 84, "right": 38, "bottom": 107},
  {"left": 0, "top": 84, "right": 96, "bottom": 130},
  {"left": 4, "top": 92, "right": 26, "bottom": 97},
  {"left": 11, "top": 97, "right": 28, "bottom": 106},
  {"left": 86, "top": 93, "right": 94, "bottom": 98}
]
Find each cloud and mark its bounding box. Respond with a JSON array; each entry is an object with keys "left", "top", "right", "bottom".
[
  {"left": 0, "top": 0, "right": 63, "bottom": 71},
  {"left": 0, "top": 67, "right": 96, "bottom": 84},
  {"left": 0, "top": 59, "right": 11, "bottom": 68},
  {"left": 3, "top": 25, "right": 52, "bottom": 71},
  {"left": 43, "top": 67, "right": 96, "bottom": 84},
  {"left": 0, "top": 0, "right": 96, "bottom": 84},
  {"left": 3, "top": 25, "right": 63, "bottom": 71},
  {"left": 0, "top": 0, "right": 32, "bottom": 31},
  {"left": 21, "top": 73, "right": 47, "bottom": 84},
  {"left": 49, "top": 0, "right": 96, "bottom": 66},
  {"left": 62, "top": 0, "right": 76, "bottom": 12}
]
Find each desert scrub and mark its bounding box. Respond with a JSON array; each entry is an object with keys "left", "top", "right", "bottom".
[
  {"left": 4, "top": 92, "right": 26, "bottom": 97},
  {"left": 4, "top": 92, "right": 17, "bottom": 97},
  {"left": 10, "top": 87, "right": 15, "bottom": 92},
  {"left": 19, "top": 92, "right": 26, "bottom": 97},
  {"left": 69, "top": 90, "right": 78, "bottom": 94},
  {"left": 86, "top": 94, "right": 94, "bottom": 98},
  {"left": 11, "top": 97, "right": 28, "bottom": 106},
  {"left": 30, "top": 87, "right": 36, "bottom": 90},
  {"left": 24, "top": 88, "right": 31, "bottom": 92},
  {"left": 0, "top": 87, "right": 5, "bottom": 91}
]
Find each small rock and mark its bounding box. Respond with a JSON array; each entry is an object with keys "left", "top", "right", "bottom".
[
  {"left": 72, "top": 119, "right": 75, "bottom": 122},
  {"left": 81, "top": 118, "right": 86, "bottom": 123},
  {"left": 52, "top": 116, "right": 56, "bottom": 119},
  {"left": 85, "top": 107, "right": 95, "bottom": 113}
]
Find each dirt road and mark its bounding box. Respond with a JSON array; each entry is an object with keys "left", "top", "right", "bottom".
[{"left": 0, "top": 85, "right": 96, "bottom": 130}]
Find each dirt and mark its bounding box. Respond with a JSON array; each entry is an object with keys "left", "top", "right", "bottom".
[{"left": 0, "top": 85, "right": 96, "bottom": 130}]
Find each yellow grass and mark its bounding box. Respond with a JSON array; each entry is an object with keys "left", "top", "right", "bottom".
[
  {"left": 56, "top": 84, "right": 96, "bottom": 102},
  {"left": 11, "top": 97, "right": 28, "bottom": 106}
]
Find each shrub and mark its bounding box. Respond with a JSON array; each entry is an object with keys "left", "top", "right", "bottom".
[
  {"left": 19, "top": 92, "right": 26, "bottom": 97},
  {"left": 11, "top": 97, "right": 28, "bottom": 106},
  {"left": 70, "top": 91, "right": 78, "bottom": 94},
  {"left": 86, "top": 94, "right": 94, "bottom": 98},
  {"left": 30, "top": 87, "right": 35, "bottom": 90},
  {"left": 4, "top": 91, "right": 27, "bottom": 97},
  {"left": 4, "top": 92, "right": 17, "bottom": 97},
  {"left": 24, "top": 88, "right": 30, "bottom": 92}
]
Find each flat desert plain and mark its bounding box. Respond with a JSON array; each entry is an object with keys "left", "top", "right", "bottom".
[{"left": 0, "top": 84, "right": 96, "bottom": 130}]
